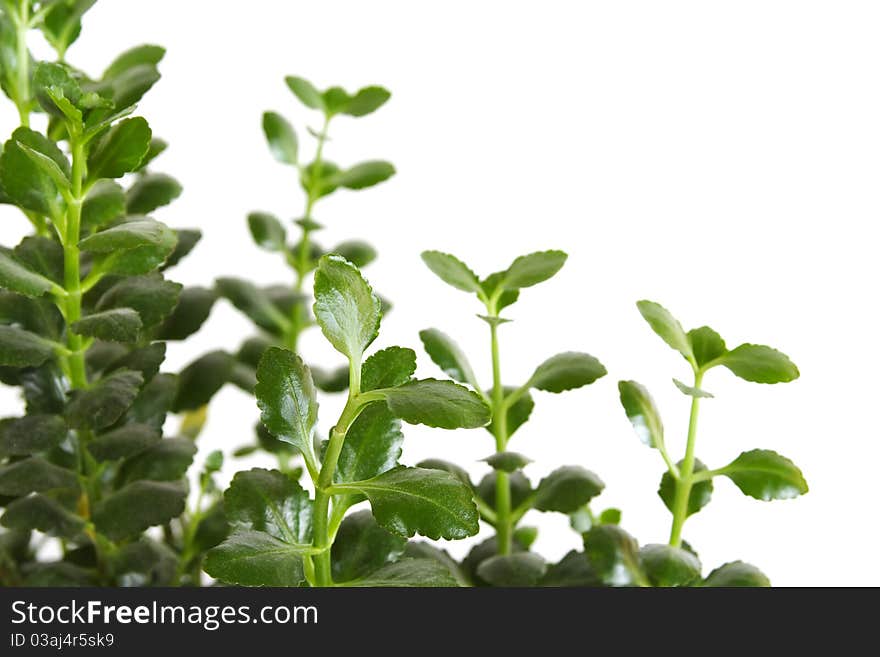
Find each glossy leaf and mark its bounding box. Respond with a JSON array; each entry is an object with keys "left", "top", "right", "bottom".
[
  {"left": 87, "top": 117, "right": 152, "bottom": 181},
  {"left": 403, "top": 542, "right": 469, "bottom": 587},
  {"left": 263, "top": 111, "right": 298, "bottom": 165},
  {"left": 0, "top": 414, "right": 67, "bottom": 456},
  {"left": 415, "top": 459, "right": 473, "bottom": 487},
  {"left": 717, "top": 344, "right": 800, "bottom": 384},
  {"left": 702, "top": 561, "right": 770, "bottom": 587},
  {"left": 477, "top": 553, "right": 547, "bottom": 587},
  {"left": 361, "top": 346, "right": 416, "bottom": 391},
  {"left": 71, "top": 308, "right": 142, "bottom": 342},
  {"left": 529, "top": 352, "right": 606, "bottom": 393},
  {"left": 344, "top": 558, "right": 458, "bottom": 587},
  {"left": 336, "top": 404, "right": 402, "bottom": 485},
  {"left": 331, "top": 510, "right": 406, "bottom": 583},
  {"left": 126, "top": 173, "right": 183, "bottom": 214},
  {"left": 534, "top": 466, "right": 604, "bottom": 513},
  {"left": 313, "top": 255, "right": 381, "bottom": 362},
  {"left": 205, "top": 530, "right": 306, "bottom": 587},
  {"left": 421, "top": 251, "right": 481, "bottom": 293},
  {"left": 659, "top": 459, "right": 714, "bottom": 517},
  {"left": 1, "top": 493, "right": 85, "bottom": 539},
  {"left": 584, "top": 525, "right": 645, "bottom": 587},
  {"left": 688, "top": 326, "right": 727, "bottom": 367},
  {"left": 0, "top": 326, "right": 55, "bottom": 367},
  {"left": 419, "top": 328, "right": 479, "bottom": 388},
  {"left": 500, "top": 250, "right": 567, "bottom": 290},
  {"left": 224, "top": 468, "right": 311, "bottom": 544},
  {"left": 618, "top": 380, "right": 664, "bottom": 449},
  {"left": 640, "top": 544, "right": 702, "bottom": 587},
  {"left": 0, "top": 130, "right": 65, "bottom": 217},
  {"left": 80, "top": 218, "right": 176, "bottom": 257},
  {"left": 335, "top": 466, "right": 479, "bottom": 540},
  {"left": 247, "top": 212, "right": 286, "bottom": 252},
  {"left": 82, "top": 181, "right": 126, "bottom": 229},
  {"left": 0, "top": 457, "right": 78, "bottom": 496},
  {"left": 382, "top": 379, "right": 491, "bottom": 429},
  {"left": 719, "top": 449, "right": 808, "bottom": 500},
  {"left": 66, "top": 369, "right": 143, "bottom": 430},
  {"left": 636, "top": 300, "right": 694, "bottom": 362}
]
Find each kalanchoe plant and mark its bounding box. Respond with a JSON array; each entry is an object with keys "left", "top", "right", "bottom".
[
  {"left": 0, "top": 4, "right": 210, "bottom": 585},
  {"left": 418, "top": 250, "right": 609, "bottom": 586},
  {"left": 574, "top": 299, "right": 808, "bottom": 587},
  {"left": 204, "top": 255, "right": 491, "bottom": 587},
  {"left": 173, "top": 75, "right": 395, "bottom": 465}
]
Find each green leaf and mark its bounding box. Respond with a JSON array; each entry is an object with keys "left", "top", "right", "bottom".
[
  {"left": 71, "top": 308, "right": 142, "bottom": 342},
  {"left": 104, "top": 342, "right": 166, "bottom": 383},
  {"left": 224, "top": 468, "right": 311, "bottom": 544},
  {"left": 333, "top": 240, "right": 377, "bottom": 268},
  {"left": 32, "top": 62, "right": 83, "bottom": 118},
  {"left": 96, "top": 275, "right": 181, "bottom": 329},
  {"left": 488, "top": 386, "right": 534, "bottom": 439},
  {"left": 673, "top": 378, "right": 714, "bottom": 398},
  {"left": 82, "top": 180, "right": 126, "bottom": 229},
  {"left": 117, "top": 438, "right": 196, "bottom": 483},
  {"left": 321, "top": 86, "right": 351, "bottom": 115},
  {"left": 247, "top": 212, "right": 286, "bottom": 252},
  {"left": 126, "top": 173, "right": 183, "bottom": 214},
  {"left": 0, "top": 250, "right": 56, "bottom": 299},
  {"left": 618, "top": 380, "right": 665, "bottom": 450},
  {"left": 87, "top": 424, "right": 160, "bottom": 461},
  {"left": 343, "top": 558, "right": 458, "bottom": 587},
  {"left": 205, "top": 530, "right": 306, "bottom": 587},
  {"left": 285, "top": 75, "right": 325, "bottom": 111},
  {"left": 311, "top": 365, "right": 349, "bottom": 393},
  {"left": 331, "top": 160, "right": 395, "bottom": 190},
  {"left": 262, "top": 111, "right": 298, "bottom": 165},
  {"left": 342, "top": 86, "right": 391, "bottom": 117},
  {"left": 415, "top": 459, "right": 473, "bottom": 487},
  {"left": 534, "top": 466, "right": 604, "bottom": 513},
  {"left": 0, "top": 415, "right": 67, "bottom": 456},
  {"left": 87, "top": 117, "right": 152, "bottom": 181},
  {"left": 163, "top": 229, "right": 201, "bottom": 269},
  {"left": 636, "top": 300, "right": 694, "bottom": 362},
  {"left": 300, "top": 160, "right": 341, "bottom": 198},
  {"left": 600, "top": 508, "right": 622, "bottom": 525},
  {"left": 313, "top": 255, "right": 381, "bottom": 362},
  {"left": 113, "top": 538, "right": 178, "bottom": 586},
  {"left": 584, "top": 525, "right": 646, "bottom": 587},
  {"left": 172, "top": 351, "right": 234, "bottom": 411},
  {"left": 500, "top": 250, "right": 567, "bottom": 290},
  {"left": 0, "top": 129, "right": 65, "bottom": 217},
  {"left": 158, "top": 286, "right": 217, "bottom": 340},
  {"left": 702, "top": 561, "right": 770, "bottom": 587},
  {"left": 477, "top": 553, "right": 547, "bottom": 587},
  {"left": 81, "top": 219, "right": 177, "bottom": 275},
  {"left": 216, "top": 277, "right": 290, "bottom": 334},
  {"left": 17, "top": 141, "right": 70, "bottom": 192},
  {"left": 659, "top": 459, "right": 714, "bottom": 517},
  {"left": 12, "top": 236, "right": 64, "bottom": 288},
  {"left": 40, "top": 0, "right": 96, "bottom": 56},
  {"left": 719, "top": 449, "right": 808, "bottom": 501},
  {"left": 0, "top": 457, "right": 78, "bottom": 496},
  {"left": 541, "top": 550, "right": 601, "bottom": 587},
  {"left": 477, "top": 471, "right": 533, "bottom": 511},
  {"left": 717, "top": 344, "right": 800, "bottom": 384},
  {"left": 93, "top": 480, "right": 187, "bottom": 542},
  {"left": 419, "top": 328, "right": 479, "bottom": 388},
  {"left": 255, "top": 348, "right": 318, "bottom": 464},
  {"left": 1, "top": 493, "right": 85, "bottom": 538},
  {"left": 127, "top": 372, "right": 177, "bottom": 430},
  {"left": 0, "top": 326, "right": 56, "bottom": 368},
  {"left": 529, "top": 352, "right": 606, "bottom": 393},
  {"left": 480, "top": 271, "right": 520, "bottom": 310},
  {"left": 483, "top": 452, "right": 531, "bottom": 473},
  {"left": 403, "top": 542, "right": 470, "bottom": 587},
  {"left": 332, "top": 510, "right": 407, "bottom": 583},
  {"left": 421, "top": 251, "right": 481, "bottom": 293},
  {"left": 381, "top": 379, "right": 491, "bottom": 429},
  {"left": 66, "top": 369, "right": 143, "bottom": 430},
  {"left": 335, "top": 466, "right": 479, "bottom": 540},
  {"left": 336, "top": 404, "right": 402, "bottom": 485},
  {"left": 688, "top": 326, "right": 727, "bottom": 368},
  {"left": 361, "top": 346, "right": 416, "bottom": 391},
  {"left": 103, "top": 44, "right": 166, "bottom": 80},
  {"left": 639, "top": 544, "right": 702, "bottom": 587}
]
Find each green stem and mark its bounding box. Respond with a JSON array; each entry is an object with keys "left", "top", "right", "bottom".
[
  {"left": 488, "top": 319, "right": 512, "bottom": 555},
  {"left": 63, "top": 137, "right": 87, "bottom": 389},
  {"left": 14, "top": 0, "right": 30, "bottom": 127},
  {"left": 294, "top": 115, "right": 331, "bottom": 292},
  {"left": 668, "top": 370, "right": 703, "bottom": 547}
]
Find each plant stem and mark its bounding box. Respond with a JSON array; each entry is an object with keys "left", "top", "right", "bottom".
[
  {"left": 294, "top": 115, "right": 331, "bottom": 292},
  {"left": 488, "top": 319, "right": 512, "bottom": 555},
  {"left": 668, "top": 370, "right": 703, "bottom": 547},
  {"left": 14, "top": 0, "right": 30, "bottom": 127},
  {"left": 63, "top": 137, "right": 87, "bottom": 390}
]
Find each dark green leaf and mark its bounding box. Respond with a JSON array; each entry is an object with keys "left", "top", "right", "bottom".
[
  {"left": 333, "top": 240, "right": 377, "bottom": 268},
  {"left": 529, "top": 352, "right": 606, "bottom": 393},
  {"left": 216, "top": 277, "right": 290, "bottom": 334},
  {"left": 332, "top": 160, "right": 395, "bottom": 190},
  {"left": 117, "top": 438, "right": 196, "bottom": 483},
  {"left": 0, "top": 249, "right": 57, "bottom": 298},
  {"left": 96, "top": 274, "right": 181, "bottom": 328},
  {"left": 342, "top": 86, "right": 391, "bottom": 117},
  {"left": 224, "top": 468, "right": 311, "bottom": 544},
  {"left": 126, "top": 372, "right": 177, "bottom": 430},
  {"left": 158, "top": 286, "right": 217, "bottom": 340},
  {"left": 0, "top": 414, "right": 67, "bottom": 456},
  {"left": 285, "top": 76, "right": 325, "bottom": 110},
  {"left": 0, "top": 293, "right": 63, "bottom": 343},
  {"left": 335, "top": 466, "right": 479, "bottom": 540},
  {"left": 0, "top": 326, "right": 55, "bottom": 368},
  {"left": 688, "top": 326, "right": 727, "bottom": 367},
  {"left": 162, "top": 229, "right": 201, "bottom": 269},
  {"left": 419, "top": 328, "right": 478, "bottom": 388},
  {"left": 702, "top": 561, "right": 770, "bottom": 587},
  {"left": 541, "top": 551, "right": 601, "bottom": 587},
  {"left": 13, "top": 236, "right": 64, "bottom": 288},
  {"left": 500, "top": 250, "right": 567, "bottom": 290},
  {"left": 636, "top": 300, "right": 694, "bottom": 362},
  {"left": 103, "top": 44, "right": 166, "bottom": 80},
  {"left": 477, "top": 553, "right": 547, "bottom": 587},
  {"left": 262, "top": 111, "right": 298, "bottom": 165},
  {"left": 361, "top": 346, "right": 416, "bottom": 391},
  {"left": 82, "top": 180, "right": 126, "bottom": 229},
  {"left": 205, "top": 530, "right": 306, "bottom": 587},
  {"left": 488, "top": 386, "right": 534, "bottom": 439},
  {"left": 40, "top": 0, "right": 96, "bottom": 56},
  {"left": 421, "top": 251, "right": 481, "bottom": 293},
  {"left": 717, "top": 344, "right": 800, "bottom": 384},
  {"left": 0, "top": 457, "right": 78, "bottom": 496},
  {"left": 1, "top": 494, "right": 84, "bottom": 538},
  {"left": 0, "top": 130, "right": 64, "bottom": 217},
  {"left": 172, "top": 351, "right": 234, "bottom": 411},
  {"left": 126, "top": 173, "right": 183, "bottom": 214},
  {"left": 336, "top": 404, "right": 402, "bottom": 486},
  {"left": 461, "top": 536, "right": 526, "bottom": 586},
  {"left": 32, "top": 62, "right": 83, "bottom": 118},
  {"left": 247, "top": 212, "right": 286, "bottom": 251},
  {"left": 311, "top": 364, "right": 349, "bottom": 393},
  {"left": 618, "top": 380, "right": 664, "bottom": 449},
  {"left": 534, "top": 466, "right": 604, "bottom": 513},
  {"left": 113, "top": 538, "right": 178, "bottom": 586},
  {"left": 87, "top": 424, "right": 160, "bottom": 461},
  {"left": 659, "top": 459, "right": 714, "bottom": 517},
  {"left": 24, "top": 563, "right": 95, "bottom": 586},
  {"left": 71, "top": 308, "right": 142, "bottom": 342},
  {"left": 66, "top": 369, "right": 143, "bottom": 430},
  {"left": 137, "top": 137, "right": 168, "bottom": 170},
  {"left": 476, "top": 471, "right": 533, "bottom": 511},
  {"left": 483, "top": 451, "right": 531, "bottom": 473},
  {"left": 403, "top": 542, "right": 469, "bottom": 586},
  {"left": 584, "top": 525, "right": 646, "bottom": 587},
  {"left": 332, "top": 510, "right": 406, "bottom": 583},
  {"left": 88, "top": 117, "right": 152, "bottom": 181},
  {"left": 343, "top": 558, "right": 458, "bottom": 587},
  {"left": 93, "top": 480, "right": 187, "bottom": 541},
  {"left": 640, "top": 544, "right": 702, "bottom": 587},
  {"left": 80, "top": 217, "right": 176, "bottom": 259},
  {"left": 255, "top": 348, "right": 317, "bottom": 462},
  {"left": 416, "top": 459, "right": 473, "bottom": 487},
  {"left": 382, "top": 379, "right": 491, "bottom": 429},
  {"left": 719, "top": 449, "right": 808, "bottom": 500}
]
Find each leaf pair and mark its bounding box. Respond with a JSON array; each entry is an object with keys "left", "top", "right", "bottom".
[{"left": 285, "top": 76, "right": 390, "bottom": 118}]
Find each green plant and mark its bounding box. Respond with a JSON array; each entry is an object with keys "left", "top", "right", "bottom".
[
  {"left": 0, "top": 1, "right": 213, "bottom": 586},
  {"left": 204, "top": 256, "right": 490, "bottom": 586},
  {"left": 172, "top": 75, "right": 395, "bottom": 470},
  {"left": 417, "top": 250, "right": 611, "bottom": 585}
]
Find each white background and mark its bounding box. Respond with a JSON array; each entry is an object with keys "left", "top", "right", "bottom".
[{"left": 2, "top": 0, "right": 878, "bottom": 586}]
